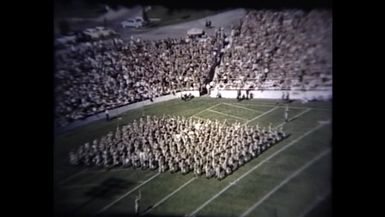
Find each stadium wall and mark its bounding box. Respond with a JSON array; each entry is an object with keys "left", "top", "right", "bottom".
[{"left": 209, "top": 89, "right": 332, "bottom": 101}]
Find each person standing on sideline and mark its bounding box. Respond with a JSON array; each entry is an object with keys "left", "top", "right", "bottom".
[
  {"left": 286, "top": 91, "right": 290, "bottom": 102},
  {"left": 135, "top": 190, "right": 141, "bottom": 216},
  {"left": 105, "top": 109, "right": 110, "bottom": 121},
  {"left": 284, "top": 105, "right": 289, "bottom": 122},
  {"left": 281, "top": 91, "right": 285, "bottom": 102}
]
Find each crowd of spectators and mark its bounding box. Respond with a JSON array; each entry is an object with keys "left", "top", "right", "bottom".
[
  {"left": 212, "top": 10, "right": 332, "bottom": 91},
  {"left": 55, "top": 35, "right": 224, "bottom": 126}
]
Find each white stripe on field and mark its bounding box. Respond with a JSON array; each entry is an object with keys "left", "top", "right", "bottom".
[
  {"left": 96, "top": 172, "right": 160, "bottom": 215},
  {"left": 234, "top": 103, "right": 330, "bottom": 111},
  {"left": 193, "top": 103, "right": 222, "bottom": 117},
  {"left": 60, "top": 184, "right": 99, "bottom": 189},
  {"left": 245, "top": 106, "right": 279, "bottom": 125},
  {"left": 298, "top": 190, "right": 331, "bottom": 217},
  {"left": 141, "top": 177, "right": 197, "bottom": 215},
  {"left": 191, "top": 115, "right": 205, "bottom": 121},
  {"left": 207, "top": 109, "right": 247, "bottom": 121},
  {"left": 274, "top": 108, "right": 312, "bottom": 129},
  {"left": 186, "top": 122, "right": 329, "bottom": 217},
  {"left": 239, "top": 148, "right": 331, "bottom": 217},
  {"left": 222, "top": 103, "right": 265, "bottom": 113},
  {"left": 57, "top": 169, "right": 87, "bottom": 185}
]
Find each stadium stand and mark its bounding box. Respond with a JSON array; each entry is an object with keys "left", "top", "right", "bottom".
[
  {"left": 55, "top": 9, "right": 331, "bottom": 128},
  {"left": 55, "top": 36, "right": 224, "bottom": 127},
  {"left": 212, "top": 10, "right": 332, "bottom": 91}
]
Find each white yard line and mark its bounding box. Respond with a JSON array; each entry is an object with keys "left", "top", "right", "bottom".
[
  {"left": 61, "top": 184, "right": 100, "bottom": 189},
  {"left": 191, "top": 115, "right": 206, "bottom": 120},
  {"left": 231, "top": 102, "right": 330, "bottom": 111},
  {"left": 274, "top": 108, "right": 312, "bottom": 129},
  {"left": 222, "top": 103, "right": 265, "bottom": 113},
  {"left": 281, "top": 105, "right": 330, "bottom": 111},
  {"left": 193, "top": 103, "right": 222, "bottom": 117},
  {"left": 186, "top": 122, "right": 329, "bottom": 217},
  {"left": 57, "top": 169, "right": 88, "bottom": 186},
  {"left": 298, "top": 190, "right": 331, "bottom": 217},
  {"left": 141, "top": 177, "right": 197, "bottom": 216},
  {"left": 84, "top": 168, "right": 146, "bottom": 173},
  {"left": 207, "top": 109, "right": 247, "bottom": 121},
  {"left": 288, "top": 108, "right": 312, "bottom": 121},
  {"left": 244, "top": 106, "right": 279, "bottom": 125},
  {"left": 96, "top": 172, "right": 160, "bottom": 215},
  {"left": 239, "top": 148, "right": 331, "bottom": 217}
]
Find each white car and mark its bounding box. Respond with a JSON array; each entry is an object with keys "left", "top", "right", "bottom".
[{"left": 121, "top": 17, "right": 145, "bottom": 28}]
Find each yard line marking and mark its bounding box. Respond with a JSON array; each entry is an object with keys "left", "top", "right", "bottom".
[
  {"left": 239, "top": 148, "right": 331, "bottom": 217},
  {"left": 280, "top": 105, "right": 330, "bottom": 111},
  {"left": 60, "top": 184, "right": 99, "bottom": 189},
  {"left": 57, "top": 169, "right": 88, "bottom": 186},
  {"left": 298, "top": 190, "right": 331, "bottom": 217},
  {"left": 84, "top": 168, "right": 147, "bottom": 173},
  {"left": 288, "top": 108, "right": 312, "bottom": 122},
  {"left": 206, "top": 109, "right": 247, "bottom": 121},
  {"left": 186, "top": 122, "right": 329, "bottom": 217},
  {"left": 233, "top": 102, "right": 330, "bottom": 111},
  {"left": 274, "top": 108, "right": 312, "bottom": 129},
  {"left": 245, "top": 106, "right": 279, "bottom": 125},
  {"left": 222, "top": 103, "right": 265, "bottom": 113},
  {"left": 193, "top": 103, "right": 222, "bottom": 117},
  {"left": 141, "top": 177, "right": 197, "bottom": 216},
  {"left": 96, "top": 172, "right": 160, "bottom": 215},
  {"left": 240, "top": 103, "right": 278, "bottom": 108},
  {"left": 191, "top": 115, "right": 206, "bottom": 121}
]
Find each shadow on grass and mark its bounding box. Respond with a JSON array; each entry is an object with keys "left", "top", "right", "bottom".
[
  {"left": 55, "top": 177, "right": 136, "bottom": 216},
  {"left": 84, "top": 177, "right": 135, "bottom": 199},
  {"left": 55, "top": 213, "right": 223, "bottom": 217},
  {"left": 109, "top": 115, "right": 122, "bottom": 121},
  {"left": 304, "top": 194, "right": 332, "bottom": 217}
]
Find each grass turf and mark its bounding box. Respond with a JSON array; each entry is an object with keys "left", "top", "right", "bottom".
[{"left": 54, "top": 98, "right": 332, "bottom": 217}]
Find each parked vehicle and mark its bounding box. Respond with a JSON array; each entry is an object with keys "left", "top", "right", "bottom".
[
  {"left": 55, "top": 34, "right": 77, "bottom": 49},
  {"left": 78, "top": 27, "right": 118, "bottom": 42},
  {"left": 121, "top": 17, "right": 145, "bottom": 28}
]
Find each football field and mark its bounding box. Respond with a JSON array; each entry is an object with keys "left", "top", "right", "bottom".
[{"left": 54, "top": 98, "right": 332, "bottom": 217}]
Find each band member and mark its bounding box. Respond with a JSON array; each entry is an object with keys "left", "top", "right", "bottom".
[
  {"left": 134, "top": 190, "right": 141, "bottom": 216},
  {"left": 284, "top": 105, "right": 289, "bottom": 122},
  {"left": 105, "top": 109, "right": 110, "bottom": 121}
]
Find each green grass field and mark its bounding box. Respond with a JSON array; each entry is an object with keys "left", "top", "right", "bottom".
[{"left": 54, "top": 98, "right": 332, "bottom": 217}]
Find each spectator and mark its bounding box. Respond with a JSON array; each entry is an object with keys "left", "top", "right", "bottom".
[{"left": 105, "top": 109, "right": 110, "bottom": 121}]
